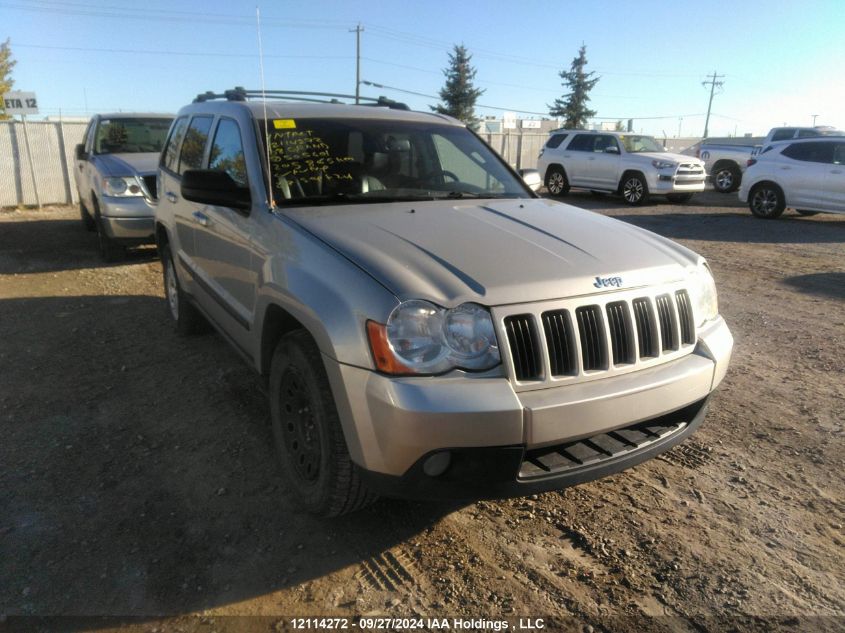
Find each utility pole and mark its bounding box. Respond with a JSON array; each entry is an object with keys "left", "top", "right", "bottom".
[
  {"left": 349, "top": 23, "right": 364, "bottom": 104},
  {"left": 701, "top": 71, "right": 724, "bottom": 138},
  {"left": 812, "top": 114, "right": 819, "bottom": 126}
]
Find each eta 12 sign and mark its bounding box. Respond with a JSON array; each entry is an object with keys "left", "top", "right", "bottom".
[{"left": 3, "top": 91, "right": 39, "bottom": 115}]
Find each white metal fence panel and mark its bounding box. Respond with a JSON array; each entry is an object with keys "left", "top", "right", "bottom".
[{"left": 0, "top": 121, "right": 87, "bottom": 208}]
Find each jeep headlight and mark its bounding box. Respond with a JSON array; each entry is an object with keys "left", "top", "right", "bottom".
[
  {"left": 104, "top": 176, "right": 143, "bottom": 197},
  {"left": 367, "top": 300, "right": 500, "bottom": 375},
  {"left": 689, "top": 263, "right": 719, "bottom": 326},
  {"left": 652, "top": 159, "right": 676, "bottom": 170}
]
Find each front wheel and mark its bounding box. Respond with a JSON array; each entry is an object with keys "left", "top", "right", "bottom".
[
  {"left": 666, "top": 193, "right": 694, "bottom": 204},
  {"left": 270, "top": 331, "right": 376, "bottom": 517},
  {"left": 93, "top": 199, "right": 126, "bottom": 262},
  {"left": 713, "top": 165, "right": 740, "bottom": 193},
  {"left": 621, "top": 173, "right": 649, "bottom": 205},
  {"left": 749, "top": 184, "right": 785, "bottom": 219},
  {"left": 545, "top": 167, "right": 569, "bottom": 197},
  {"left": 80, "top": 200, "right": 96, "bottom": 232}
]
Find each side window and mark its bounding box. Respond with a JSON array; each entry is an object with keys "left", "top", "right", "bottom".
[
  {"left": 208, "top": 118, "right": 248, "bottom": 187},
  {"left": 161, "top": 116, "right": 189, "bottom": 173},
  {"left": 782, "top": 142, "right": 834, "bottom": 164},
  {"left": 797, "top": 129, "right": 820, "bottom": 138},
  {"left": 593, "top": 135, "right": 618, "bottom": 153},
  {"left": 545, "top": 134, "right": 567, "bottom": 149},
  {"left": 83, "top": 120, "right": 96, "bottom": 153},
  {"left": 567, "top": 134, "right": 594, "bottom": 151},
  {"left": 771, "top": 129, "right": 795, "bottom": 142},
  {"left": 178, "top": 115, "right": 214, "bottom": 175},
  {"left": 834, "top": 144, "right": 845, "bottom": 165}
]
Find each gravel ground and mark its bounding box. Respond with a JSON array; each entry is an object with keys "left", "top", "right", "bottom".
[{"left": 1, "top": 190, "right": 843, "bottom": 633}]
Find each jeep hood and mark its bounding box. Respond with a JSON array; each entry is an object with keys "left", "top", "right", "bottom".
[
  {"left": 284, "top": 198, "right": 699, "bottom": 307},
  {"left": 94, "top": 152, "right": 159, "bottom": 177}
]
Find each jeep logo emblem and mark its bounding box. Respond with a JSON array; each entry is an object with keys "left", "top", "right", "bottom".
[{"left": 594, "top": 276, "right": 623, "bottom": 289}]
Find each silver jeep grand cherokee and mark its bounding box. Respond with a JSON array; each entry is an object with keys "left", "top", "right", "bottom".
[{"left": 155, "top": 89, "right": 732, "bottom": 517}]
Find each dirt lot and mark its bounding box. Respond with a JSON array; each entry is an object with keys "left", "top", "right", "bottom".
[{"left": 1, "top": 191, "right": 843, "bottom": 632}]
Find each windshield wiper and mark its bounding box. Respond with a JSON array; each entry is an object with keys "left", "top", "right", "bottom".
[{"left": 438, "top": 191, "right": 516, "bottom": 199}]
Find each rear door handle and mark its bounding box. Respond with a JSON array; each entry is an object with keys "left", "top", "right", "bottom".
[
  {"left": 831, "top": 169, "right": 842, "bottom": 174},
  {"left": 192, "top": 211, "right": 210, "bottom": 227},
  {"left": 165, "top": 192, "right": 177, "bottom": 203}
]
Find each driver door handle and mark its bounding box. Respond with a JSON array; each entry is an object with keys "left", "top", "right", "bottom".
[{"left": 165, "top": 192, "right": 178, "bottom": 203}]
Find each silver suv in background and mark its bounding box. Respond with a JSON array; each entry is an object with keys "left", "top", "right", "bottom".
[
  {"left": 74, "top": 113, "right": 173, "bottom": 261},
  {"left": 537, "top": 130, "right": 706, "bottom": 205},
  {"left": 154, "top": 89, "right": 732, "bottom": 516}
]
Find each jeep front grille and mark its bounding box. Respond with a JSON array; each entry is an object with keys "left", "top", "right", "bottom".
[{"left": 498, "top": 285, "right": 697, "bottom": 389}]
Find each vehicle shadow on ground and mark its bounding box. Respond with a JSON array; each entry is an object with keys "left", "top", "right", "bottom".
[
  {"left": 0, "top": 294, "right": 461, "bottom": 616},
  {"left": 610, "top": 212, "right": 845, "bottom": 245},
  {"left": 544, "top": 189, "right": 748, "bottom": 211},
  {"left": 0, "top": 218, "right": 157, "bottom": 274},
  {"left": 783, "top": 273, "right": 845, "bottom": 301}
]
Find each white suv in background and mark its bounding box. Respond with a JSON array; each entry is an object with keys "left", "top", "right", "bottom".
[
  {"left": 739, "top": 138, "right": 845, "bottom": 219},
  {"left": 537, "top": 130, "right": 706, "bottom": 205}
]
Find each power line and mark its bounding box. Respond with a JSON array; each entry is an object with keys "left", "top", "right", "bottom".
[{"left": 13, "top": 43, "right": 352, "bottom": 61}]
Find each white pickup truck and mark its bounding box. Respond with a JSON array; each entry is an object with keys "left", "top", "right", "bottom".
[{"left": 699, "top": 126, "right": 843, "bottom": 193}]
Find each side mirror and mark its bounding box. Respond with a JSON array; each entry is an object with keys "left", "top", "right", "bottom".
[
  {"left": 604, "top": 146, "right": 620, "bottom": 154},
  {"left": 75, "top": 144, "right": 88, "bottom": 161},
  {"left": 181, "top": 169, "right": 251, "bottom": 210},
  {"left": 518, "top": 168, "right": 542, "bottom": 192}
]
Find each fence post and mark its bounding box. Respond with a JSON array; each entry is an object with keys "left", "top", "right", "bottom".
[
  {"left": 21, "top": 115, "right": 42, "bottom": 209},
  {"left": 516, "top": 134, "right": 523, "bottom": 170},
  {"left": 56, "top": 119, "right": 74, "bottom": 204}
]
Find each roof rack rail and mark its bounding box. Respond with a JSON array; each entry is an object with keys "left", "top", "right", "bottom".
[{"left": 193, "top": 87, "right": 410, "bottom": 110}]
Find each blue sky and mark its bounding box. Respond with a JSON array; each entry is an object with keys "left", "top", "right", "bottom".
[{"left": 2, "top": 0, "right": 844, "bottom": 137}]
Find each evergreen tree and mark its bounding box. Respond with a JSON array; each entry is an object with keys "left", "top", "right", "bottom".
[
  {"left": 549, "top": 44, "right": 599, "bottom": 129},
  {"left": 431, "top": 44, "right": 484, "bottom": 127},
  {"left": 0, "top": 39, "right": 16, "bottom": 120}
]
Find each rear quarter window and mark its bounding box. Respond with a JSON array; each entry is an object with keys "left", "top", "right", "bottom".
[
  {"left": 161, "top": 116, "right": 189, "bottom": 173},
  {"left": 545, "top": 134, "right": 567, "bottom": 149}
]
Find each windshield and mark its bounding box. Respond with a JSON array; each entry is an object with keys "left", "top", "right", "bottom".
[
  {"left": 260, "top": 118, "right": 529, "bottom": 206},
  {"left": 619, "top": 135, "right": 665, "bottom": 153},
  {"left": 94, "top": 117, "right": 173, "bottom": 154}
]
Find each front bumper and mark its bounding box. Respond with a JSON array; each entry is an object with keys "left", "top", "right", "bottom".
[
  {"left": 649, "top": 172, "right": 706, "bottom": 194},
  {"left": 326, "top": 316, "right": 732, "bottom": 497},
  {"left": 99, "top": 195, "right": 155, "bottom": 242}
]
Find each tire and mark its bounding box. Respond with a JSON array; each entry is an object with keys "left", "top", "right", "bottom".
[
  {"left": 620, "top": 173, "right": 649, "bottom": 205},
  {"left": 161, "top": 243, "right": 206, "bottom": 335},
  {"left": 80, "top": 200, "right": 96, "bottom": 232},
  {"left": 92, "top": 198, "right": 126, "bottom": 262},
  {"left": 270, "top": 330, "right": 376, "bottom": 517},
  {"left": 712, "top": 164, "right": 740, "bottom": 193},
  {"left": 748, "top": 184, "right": 785, "bottom": 219},
  {"left": 796, "top": 209, "right": 819, "bottom": 216},
  {"left": 545, "top": 167, "right": 569, "bottom": 197},
  {"left": 666, "top": 193, "right": 694, "bottom": 204}
]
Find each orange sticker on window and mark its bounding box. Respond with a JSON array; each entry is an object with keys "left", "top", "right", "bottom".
[{"left": 273, "top": 119, "right": 296, "bottom": 129}]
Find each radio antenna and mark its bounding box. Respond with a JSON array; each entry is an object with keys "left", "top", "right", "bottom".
[{"left": 256, "top": 6, "right": 274, "bottom": 207}]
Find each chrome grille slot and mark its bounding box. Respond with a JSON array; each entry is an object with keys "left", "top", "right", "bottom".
[
  {"left": 142, "top": 175, "right": 158, "bottom": 200},
  {"left": 504, "top": 314, "right": 541, "bottom": 381},
  {"left": 606, "top": 301, "right": 634, "bottom": 365},
  {"left": 542, "top": 310, "right": 576, "bottom": 376},
  {"left": 575, "top": 305, "right": 606, "bottom": 371},
  {"left": 675, "top": 290, "right": 695, "bottom": 345},
  {"left": 655, "top": 294, "right": 678, "bottom": 351},
  {"left": 632, "top": 297, "right": 658, "bottom": 358}
]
